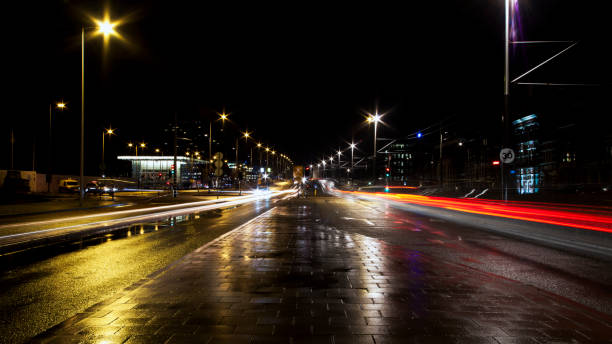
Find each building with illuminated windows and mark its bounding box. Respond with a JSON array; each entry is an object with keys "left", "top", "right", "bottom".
[{"left": 117, "top": 156, "right": 209, "bottom": 188}]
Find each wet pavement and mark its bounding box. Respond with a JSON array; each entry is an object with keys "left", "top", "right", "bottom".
[
  {"left": 0, "top": 197, "right": 278, "bottom": 344},
  {"left": 32, "top": 197, "right": 612, "bottom": 343}
]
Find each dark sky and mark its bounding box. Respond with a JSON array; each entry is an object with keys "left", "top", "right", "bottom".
[{"left": 4, "top": 0, "right": 610, "bottom": 173}]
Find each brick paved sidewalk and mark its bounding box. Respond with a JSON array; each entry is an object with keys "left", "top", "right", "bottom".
[{"left": 33, "top": 200, "right": 612, "bottom": 344}]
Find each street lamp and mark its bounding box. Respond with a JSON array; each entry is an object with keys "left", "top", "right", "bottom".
[
  {"left": 349, "top": 142, "right": 356, "bottom": 169},
  {"left": 367, "top": 113, "right": 383, "bottom": 180},
  {"left": 101, "top": 127, "right": 115, "bottom": 173},
  {"left": 48, "top": 101, "right": 66, "bottom": 192},
  {"left": 78, "top": 13, "right": 122, "bottom": 202}
]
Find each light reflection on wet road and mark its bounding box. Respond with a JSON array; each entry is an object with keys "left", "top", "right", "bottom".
[
  {"left": 0, "top": 198, "right": 274, "bottom": 343},
  {"left": 3, "top": 194, "right": 612, "bottom": 343},
  {"left": 318, "top": 197, "right": 612, "bottom": 315}
]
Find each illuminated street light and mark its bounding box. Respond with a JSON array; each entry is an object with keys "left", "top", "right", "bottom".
[
  {"left": 48, "top": 101, "right": 67, "bottom": 191},
  {"left": 101, "top": 127, "right": 115, "bottom": 173},
  {"left": 349, "top": 142, "right": 356, "bottom": 169},
  {"left": 96, "top": 19, "right": 117, "bottom": 37},
  {"left": 366, "top": 112, "right": 383, "bottom": 180},
  {"left": 77, "top": 12, "right": 124, "bottom": 202}
]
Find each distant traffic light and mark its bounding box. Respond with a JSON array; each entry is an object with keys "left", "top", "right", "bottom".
[{"left": 417, "top": 132, "right": 422, "bottom": 138}]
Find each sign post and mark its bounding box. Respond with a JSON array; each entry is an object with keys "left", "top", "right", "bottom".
[{"left": 499, "top": 148, "right": 515, "bottom": 201}]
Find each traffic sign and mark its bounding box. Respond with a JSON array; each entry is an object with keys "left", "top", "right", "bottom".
[{"left": 500, "top": 148, "right": 515, "bottom": 164}]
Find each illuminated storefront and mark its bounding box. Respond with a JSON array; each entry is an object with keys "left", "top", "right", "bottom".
[{"left": 117, "top": 156, "right": 208, "bottom": 187}]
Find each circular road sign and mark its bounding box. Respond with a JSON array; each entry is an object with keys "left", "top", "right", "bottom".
[{"left": 500, "top": 148, "right": 515, "bottom": 164}]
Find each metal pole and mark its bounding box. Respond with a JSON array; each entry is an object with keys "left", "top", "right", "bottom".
[
  {"left": 102, "top": 131, "right": 105, "bottom": 172},
  {"left": 10, "top": 128, "right": 14, "bottom": 169},
  {"left": 32, "top": 136, "right": 35, "bottom": 171},
  {"left": 503, "top": 0, "right": 510, "bottom": 201},
  {"left": 373, "top": 120, "right": 378, "bottom": 180},
  {"left": 48, "top": 104, "right": 52, "bottom": 192},
  {"left": 173, "top": 113, "right": 178, "bottom": 197},
  {"left": 209, "top": 121, "right": 212, "bottom": 161},
  {"left": 235, "top": 137, "right": 238, "bottom": 178},
  {"left": 80, "top": 27, "right": 85, "bottom": 204},
  {"left": 439, "top": 125, "right": 443, "bottom": 186}
]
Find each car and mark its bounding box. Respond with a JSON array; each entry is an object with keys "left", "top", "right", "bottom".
[
  {"left": 85, "top": 181, "right": 101, "bottom": 194},
  {"left": 58, "top": 179, "right": 80, "bottom": 193}
]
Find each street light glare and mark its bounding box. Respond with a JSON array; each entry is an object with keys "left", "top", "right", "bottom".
[
  {"left": 56, "top": 102, "right": 66, "bottom": 109},
  {"left": 96, "top": 19, "right": 117, "bottom": 36}
]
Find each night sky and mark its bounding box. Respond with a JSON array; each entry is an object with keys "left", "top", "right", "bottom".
[{"left": 4, "top": 1, "right": 610, "bottom": 174}]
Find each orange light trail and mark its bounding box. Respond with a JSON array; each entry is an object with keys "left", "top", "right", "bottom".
[{"left": 337, "top": 190, "right": 612, "bottom": 234}]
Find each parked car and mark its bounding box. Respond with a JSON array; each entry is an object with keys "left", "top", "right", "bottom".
[{"left": 58, "top": 179, "right": 79, "bottom": 193}]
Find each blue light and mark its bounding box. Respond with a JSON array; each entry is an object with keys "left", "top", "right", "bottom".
[
  {"left": 417, "top": 132, "right": 422, "bottom": 138},
  {"left": 385, "top": 187, "right": 390, "bottom": 192},
  {"left": 510, "top": 170, "right": 516, "bottom": 174}
]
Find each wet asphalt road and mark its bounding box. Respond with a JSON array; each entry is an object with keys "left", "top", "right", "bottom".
[
  {"left": 0, "top": 197, "right": 278, "bottom": 343},
  {"left": 318, "top": 196, "right": 612, "bottom": 315},
  {"left": 2, "top": 193, "right": 612, "bottom": 343},
  {"left": 32, "top": 196, "right": 612, "bottom": 344}
]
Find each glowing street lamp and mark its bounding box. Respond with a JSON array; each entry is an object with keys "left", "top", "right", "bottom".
[
  {"left": 349, "top": 142, "right": 356, "bottom": 168},
  {"left": 48, "top": 101, "right": 67, "bottom": 191},
  {"left": 77, "top": 12, "right": 123, "bottom": 202},
  {"left": 101, "top": 127, "right": 115, "bottom": 172},
  {"left": 366, "top": 112, "right": 383, "bottom": 180}
]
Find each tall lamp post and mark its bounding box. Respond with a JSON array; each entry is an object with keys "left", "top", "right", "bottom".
[
  {"left": 349, "top": 143, "right": 356, "bottom": 168},
  {"left": 79, "top": 15, "right": 122, "bottom": 203},
  {"left": 367, "top": 113, "right": 382, "bottom": 181},
  {"left": 48, "top": 102, "right": 66, "bottom": 192},
  {"left": 101, "top": 127, "right": 114, "bottom": 174}
]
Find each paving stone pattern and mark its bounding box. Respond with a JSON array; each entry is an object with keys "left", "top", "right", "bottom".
[{"left": 33, "top": 200, "right": 612, "bottom": 343}]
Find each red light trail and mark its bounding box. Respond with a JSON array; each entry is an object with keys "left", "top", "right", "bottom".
[{"left": 336, "top": 190, "right": 612, "bottom": 234}]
